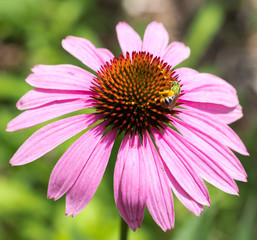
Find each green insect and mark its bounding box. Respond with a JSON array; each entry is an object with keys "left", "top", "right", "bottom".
[{"left": 159, "top": 81, "right": 181, "bottom": 111}]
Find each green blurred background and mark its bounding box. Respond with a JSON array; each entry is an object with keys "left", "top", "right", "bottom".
[{"left": 0, "top": 0, "right": 257, "bottom": 239}]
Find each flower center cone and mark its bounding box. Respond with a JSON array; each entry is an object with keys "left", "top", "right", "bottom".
[{"left": 91, "top": 51, "right": 181, "bottom": 136}]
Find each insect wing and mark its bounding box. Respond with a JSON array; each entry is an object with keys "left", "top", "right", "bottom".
[{"left": 168, "top": 93, "right": 179, "bottom": 110}]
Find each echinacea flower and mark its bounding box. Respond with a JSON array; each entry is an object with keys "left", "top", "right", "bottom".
[{"left": 7, "top": 22, "right": 248, "bottom": 231}]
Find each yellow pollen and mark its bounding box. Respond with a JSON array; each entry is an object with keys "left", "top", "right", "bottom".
[{"left": 159, "top": 89, "right": 175, "bottom": 98}]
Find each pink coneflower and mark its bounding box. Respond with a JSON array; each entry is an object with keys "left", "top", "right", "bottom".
[{"left": 7, "top": 22, "right": 248, "bottom": 231}]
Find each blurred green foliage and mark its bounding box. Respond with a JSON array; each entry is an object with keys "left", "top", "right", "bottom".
[
  {"left": 183, "top": 1, "right": 225, "bottom": 67},
  {"left": 1, "top": 0, "right": 257, "bottom": 239}
]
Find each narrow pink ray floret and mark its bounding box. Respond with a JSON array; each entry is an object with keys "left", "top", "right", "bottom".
[{"left": 7, "top": 22, "right": 249, "bottom": 231}]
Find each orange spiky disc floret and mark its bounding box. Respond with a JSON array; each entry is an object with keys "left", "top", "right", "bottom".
[{"left": 91, "top": 51, "right": 179, "bottom": 136}]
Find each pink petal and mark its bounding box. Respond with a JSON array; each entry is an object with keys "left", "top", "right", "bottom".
[
  {"left": 176, "top": 69, "right": 240, "bottom": 119},
  {"left": 114, "top": 134, "right": 147, "bottom": 231},
  {"left": 162, "top": 42, "right": 190, "bottom": 67},
  {"left": 177, "top": 109, "right": 249, "bottom": 155},
  {"left": 97, "top": 48, "right": 114, "bottom": 63},
  {"left": 62, "top": 36, "right": 106, "bottom": 72},
  {"left": 17, "top": 88, "right": 91, "bottom": 110},
  {"left": 180, "top": 88, "right": 238, "bottom": 108},
  {"left": 171, "top": 116, "right": 247, "bottom": 182},
  {"left": 180, "top": 74, "right": 238, "bottom": 107},
  {"left": 182, "top": 102, "right": 243, "bottom": 125},
  {"left": 144, "top": 133, "right": 174, "bottom": 231},
  {"left": 65, "top": 130, "right": 116, "bottom": 216},
  {"left": 142, "top": 22, "right": 169, "bottom": 56},
  {"left": 10, "top": 114, "right": 98, "bottom": 165},
  {"left": 165, "top": 126, "right": 239, "bottom": 195},
  {"left": 28, "top": 64, "right": 94, "bottom": 91},
  {"left": 116, "top": 22, "right": 142, "bottom": 56},
  {"left": 174, "top": 67, "right": 199, "bottom": 78},
  {"left": 165, "top": 168, "right": 204, "bottom": 216},
  {"left": 47, "top": 122, "right": 106, "bottom": 200},
  {"left": 7, "top": 99, "right": 93, "bottom": 132},
  {"left": 153, "top": 129, "right": 210, "bottom": 206},
  {"left": 180, "top": 73, "right": 236, "bottom": 93}
]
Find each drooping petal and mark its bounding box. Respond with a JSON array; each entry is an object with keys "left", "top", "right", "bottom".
[
  {"left": 10, "top": 114, "right": 98, "bottom": 166},
  {"left": 28, "top": 64, "right": 94, "bottom": 91},
  {"left": 165, "top": 168, "right": 204, "bottom": 216},
  {"left": 116, "top": 22, "right": 142, "bottom": 56},
  {"left": 182, "top": 102, "right": 243, "bottom": 125},
  {"left": 162, "top": 42, "right": 190, "bottom": 67},
  {"left": 47, "top": 122, "right": 106, "bottom": 200},
  {"left": 142, "top": 22, "right": 169, "bottom": 57},
  {"left": 65, "top": 130, "right": 116, "bottom": 216},
  {"left": 17, "top": 89, "right": 91, "bottom": 110},
  {"left": 7, "top": 99, "right": 93, "bottom": 132},
  {"left": 176, "top": 109, "right": 249, "bottom": 155},
  {"left": 196, "top": 132, "right": 247, "bottom": 181},
  {"left": 114, "top": 134, "right": 147, "bottom": 231},
  {"left": 62, "top": 36, "right": 106, "bottom": 72},
  {"left": 165, "top": 126, "right": 240, "bottom": 195},
  {"left": 153, "top": 129, "right": 210, "bottom": 206},
  {"left": 144, "top": 133, "right": 174, "bottom": 231},
  {"left": 171, "top": 116, "right": 247, "bottom": 182}
]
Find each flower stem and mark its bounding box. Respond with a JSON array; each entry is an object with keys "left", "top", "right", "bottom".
[{"left": 120, "top": 217, "right": 129, "bottom": 240}]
